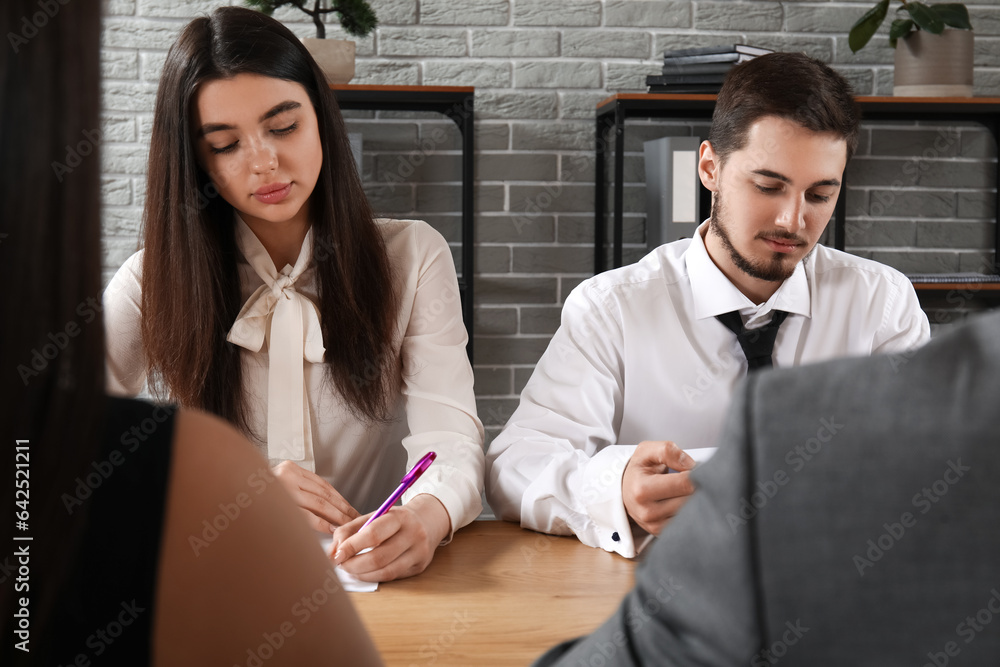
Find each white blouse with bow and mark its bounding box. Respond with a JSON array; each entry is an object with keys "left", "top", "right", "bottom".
[{"left": 104, "top": 217, "right": 485, "bottom": 533}]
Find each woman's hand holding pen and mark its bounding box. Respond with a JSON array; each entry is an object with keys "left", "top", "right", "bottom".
[
  {"left": 271, "top": 460, "right": 360, "bottom": 533},
  {"left": 330, "top": 494, "right": 451, "bottom": 582}
]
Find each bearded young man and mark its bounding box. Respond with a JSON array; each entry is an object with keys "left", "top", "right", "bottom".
[{"left": 486, "top": 53, "right": 930, "bottom": 558}]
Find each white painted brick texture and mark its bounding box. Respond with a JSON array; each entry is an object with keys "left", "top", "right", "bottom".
[{"left": 96, "top": 1, "right": 999, "bottom": 436}]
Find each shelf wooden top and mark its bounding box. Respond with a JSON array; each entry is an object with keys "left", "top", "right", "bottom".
[
  {"left": 858, "top": 96, "right": 1000, "bottom": 104},
  {"left": 348, "top": 520, "right": 636, "bottom": 667},
  {"left": 600, "top": 92, "right": 1000, "bottom": 105},
  {"left": 597, "top": 92, "right": 716, "bottom": 110},
  {"left": 330, "top": 84, "right": 474, "bottom": 93},
  {"left": 598, "top": 93, "right": 715, "bottom": 106},
  {"left": 598, "top": 93, "right": 1000, "bottom": 114}
]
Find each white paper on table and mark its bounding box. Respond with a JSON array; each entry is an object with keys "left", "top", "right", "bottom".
[{"left": 317, "top": 535, "right": 378, "bottom": 593}]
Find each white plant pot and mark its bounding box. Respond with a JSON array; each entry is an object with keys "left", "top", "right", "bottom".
[
  {"left": 302, "top": 38, "right": 355, "bottom": 85},
  {"left": 893, "top": 29, "right": 973, "bottom": 97}
]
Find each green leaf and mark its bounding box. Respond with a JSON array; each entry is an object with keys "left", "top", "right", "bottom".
[
  {"left": 333, "top": 0, "right": 378, "bottom": 37},
  {"left": 849, "top": 0, "right": 890, "bottom": 53},
  {"left": 932, "top": 3, "right": 973, "bottom": 30},
  {"left": 905, "top": 2, "right": 946, "bottom": 34},
  {"left": 888, "top": 17, "right": 914, "bottom": 48},
  {"left": 244, "top": 0, "right": 294, "bottom": 16},
  {"left": 244, "top": 0, "right": 274, "bottom": 14}
]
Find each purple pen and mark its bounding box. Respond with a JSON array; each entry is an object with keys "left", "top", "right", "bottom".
[{"left": 360, "top": 451, "right": 436, "bottom": 530}]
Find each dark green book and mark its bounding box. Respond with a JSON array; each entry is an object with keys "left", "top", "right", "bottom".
[
  {"left": 647, "top": 73, "right": 728, "bottom": 86},
  {"left": 647, "top": 83, "right": 723, "bottom": 94},
  {"left": 661, "top": 61, "right": 736, "bottom": 75}
]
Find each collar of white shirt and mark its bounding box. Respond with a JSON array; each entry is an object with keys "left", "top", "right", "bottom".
[{"left": 686, "top": 221, "right": 812, "bottom": 329}]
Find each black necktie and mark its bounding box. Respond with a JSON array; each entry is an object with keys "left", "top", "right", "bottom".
[{"left": 715, "top": 310, "right": 788, "bottom": 372}]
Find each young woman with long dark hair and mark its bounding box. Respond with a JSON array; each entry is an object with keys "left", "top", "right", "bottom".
[
  {"left": 103, "top": 7, "right": 484, "bottom": 581},
  {"left": 0, "top": 1, "right": 381, "bottom": 663}
]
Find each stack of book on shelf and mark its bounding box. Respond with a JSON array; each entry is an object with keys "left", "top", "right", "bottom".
[{"left": 647, "top": 44, "right": 773, "bottom": 94}]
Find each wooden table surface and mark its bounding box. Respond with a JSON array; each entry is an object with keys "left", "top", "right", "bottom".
[{"left": 349, "top": 520, "right": 637, "bottom": 667}]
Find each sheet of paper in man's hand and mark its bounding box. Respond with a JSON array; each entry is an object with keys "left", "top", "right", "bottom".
[
  {"left": 318, "top": 535, "right": 378, "bottom": 593},
  {"left": 668, "top": 446, "right": 718, "bottom": 473}
]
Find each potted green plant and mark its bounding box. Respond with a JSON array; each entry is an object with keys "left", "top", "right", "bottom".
[
  {"left": 245, "top": 0, "right": 379, "bottom": 83},
  {"left": 848, "top": 1, "right": 974, "bottom": 96}
]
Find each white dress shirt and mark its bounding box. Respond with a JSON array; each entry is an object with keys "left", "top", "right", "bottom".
[
  {"left": 105, "top": 218, "right": 485, "bottom": 534},
  {"left": 486, "top": 223, "right": 930, "bottom": 558}
]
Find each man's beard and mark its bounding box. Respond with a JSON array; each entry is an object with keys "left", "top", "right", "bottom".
[{"left": 709, "top": 189, "right": 807, "bottom": 283}]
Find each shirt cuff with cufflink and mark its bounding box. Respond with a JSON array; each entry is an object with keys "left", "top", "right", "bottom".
[{"left": 578, "top": 445, "right": 655, "bottom": 559}]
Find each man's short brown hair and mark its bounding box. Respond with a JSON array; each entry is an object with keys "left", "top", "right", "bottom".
[{"left": 708, "top": 52, "right": 861, "bottom": 164}]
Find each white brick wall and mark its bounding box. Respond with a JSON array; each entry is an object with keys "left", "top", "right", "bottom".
[{"left": 98, "top": 1, "right": 1000, "bottom": 440}]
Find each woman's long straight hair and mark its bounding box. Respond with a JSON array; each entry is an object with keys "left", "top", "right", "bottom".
[{"left": 141, "top": 7, "right": 400, "bottom": 433}]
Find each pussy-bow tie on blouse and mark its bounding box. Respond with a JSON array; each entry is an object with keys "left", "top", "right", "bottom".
[{"left": 227, "top": 218, "right": 325, "bottom": 463}]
